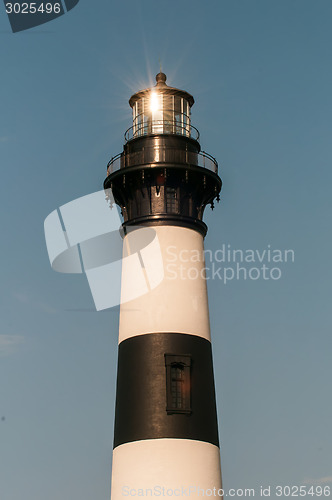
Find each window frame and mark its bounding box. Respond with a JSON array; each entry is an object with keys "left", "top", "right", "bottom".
[{"left": 164, "top": 354, "right": 192, "bottom": 415}]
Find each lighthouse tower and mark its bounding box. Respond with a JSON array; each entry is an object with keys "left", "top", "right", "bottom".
[{"left": 105, "top": 73, "right": 222, "bottom": 498}]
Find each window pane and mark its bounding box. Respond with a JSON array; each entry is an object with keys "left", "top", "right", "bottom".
[
  {"left": 166, "top": 187, "right": 178, "bottom": 213},
  {"left": 165, "top": 354, "right": 191, "bottom": 414},
  {"left": 171, "top": 364, "right": 184, "bottom": 409}
]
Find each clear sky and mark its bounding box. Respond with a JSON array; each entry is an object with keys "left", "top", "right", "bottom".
[{"left": 1, "top": 1, "right": 332, "bottom": 499}]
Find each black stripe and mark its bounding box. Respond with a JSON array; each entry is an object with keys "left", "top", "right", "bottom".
[
  {"left": 123, "top": 215, "right": 207, "bottom": 237},
  {"left": 113, "top": 333, "right": 219, "bottom": 448}
]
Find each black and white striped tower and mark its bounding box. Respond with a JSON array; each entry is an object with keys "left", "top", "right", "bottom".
[{"left": 104, "top": 73, "right": 222, "bottom": 498}]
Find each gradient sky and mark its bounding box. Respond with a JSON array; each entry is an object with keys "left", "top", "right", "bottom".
[{"left": 1, "top": 1, "right": 332, "bottom": 499}]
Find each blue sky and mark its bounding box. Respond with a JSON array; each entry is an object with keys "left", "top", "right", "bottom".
[{"left": 1, "top": 1, "right": 332, "bottom": 499}]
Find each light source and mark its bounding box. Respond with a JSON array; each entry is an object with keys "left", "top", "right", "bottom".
[{"left": 150, "top": 92, "right": 160, "bottom": 113}]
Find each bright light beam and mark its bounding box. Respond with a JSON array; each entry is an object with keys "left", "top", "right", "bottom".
[{"left": 150, "top": 92, "right": 160, "bottom": 112}]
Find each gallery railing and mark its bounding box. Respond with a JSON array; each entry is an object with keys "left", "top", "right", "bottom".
[
  {"left": 106, "top": 147, "right": 218, "bottom": 175},
  {"left": 124, "top": 120, "right": 200, "bottom": 142}
]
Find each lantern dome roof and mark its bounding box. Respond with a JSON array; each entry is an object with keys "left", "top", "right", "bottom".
[{"left": 129, "top": 73, "right": 195, "bottom": 108}]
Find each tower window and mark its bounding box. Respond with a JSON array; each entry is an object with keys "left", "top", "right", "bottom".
[
  {"left": 165, "top": 354, "right": 191, "bottom": 414},
  {"left": 166, "top": 187, "right": 179, "bottom": 213}
]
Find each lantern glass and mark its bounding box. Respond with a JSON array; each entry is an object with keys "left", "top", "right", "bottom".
[{"left": 132, "top": 93, "right": 191, "bottom": 138}]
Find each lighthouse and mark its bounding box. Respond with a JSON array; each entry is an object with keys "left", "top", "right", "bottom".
[{"left": 105, "top": 73, "right": 222, "bottom": 498}]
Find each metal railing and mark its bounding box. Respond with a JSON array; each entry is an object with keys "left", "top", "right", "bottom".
[
  {"left": 106, "top": 147, "right": 218, "bottom": 175},
  {"left": 124, "top": 120, "right": 200, "bottom": 142}
]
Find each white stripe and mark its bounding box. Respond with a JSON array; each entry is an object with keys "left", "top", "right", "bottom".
[
  {"left": 119, "top": 226, "right": 211, "bottom": 344},
  {"left": 111, "top": 438, "right": 222, "bottom": 499}
]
